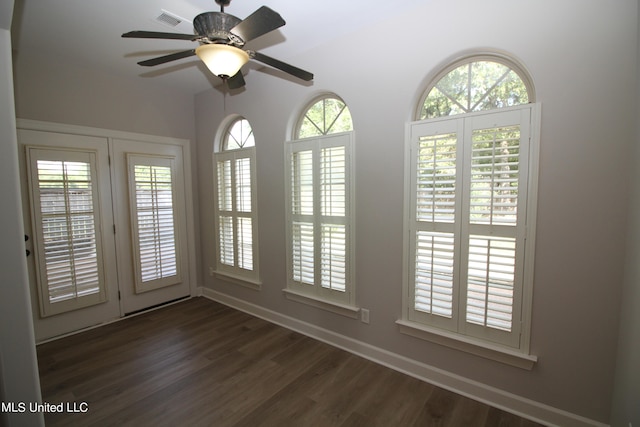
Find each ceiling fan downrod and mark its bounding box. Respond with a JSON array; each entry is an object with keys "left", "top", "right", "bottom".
[{"left": 215, "top": 0, "right": 232, "bottom": 12}]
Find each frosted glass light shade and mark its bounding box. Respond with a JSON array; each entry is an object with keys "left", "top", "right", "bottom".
[{"left": 196, "top": 44, "right": 249, "bottom": 77}]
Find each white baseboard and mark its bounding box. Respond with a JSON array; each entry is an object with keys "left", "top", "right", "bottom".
[{"left": 200, "top": 287, "right": 608, "bottom": 427}]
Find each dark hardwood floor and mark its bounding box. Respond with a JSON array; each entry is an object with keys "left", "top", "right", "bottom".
[{"left": 37, "top": 297, "right": 545, "bottom": 426}]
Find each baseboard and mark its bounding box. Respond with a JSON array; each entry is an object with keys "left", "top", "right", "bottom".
[{"left": 200, "top": 287, "right": 608, "bottom": 427}]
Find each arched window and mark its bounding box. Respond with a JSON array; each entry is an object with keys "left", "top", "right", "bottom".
[
  {"left": 402, "top": 56, "right": 539, "bottom": 361},
  {"left": 213, "top": 116, "right": 259, "bottom": 287},
  {"left": 419, "top": 58, "right": 532, "bottom": 120},
  {"left": 285, "top": 95, "right": 356, "bottom": 313},
  {"left": 296, "top": 96, "right": 353, "bottom": 138}
]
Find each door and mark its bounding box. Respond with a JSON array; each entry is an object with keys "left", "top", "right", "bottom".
[
  {"left": 19, "top": 129, "right": 121, "bottom": 340},
  {"left": 111, "top": 139, "right": 191, "bottom": 314},
  {"left": 19, "top": 122, "right": 196, "bottom": 341}
]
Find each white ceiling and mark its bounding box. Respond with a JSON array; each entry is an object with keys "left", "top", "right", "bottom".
[{"left": 11, "top": 0, "right": 424, "bottom": 95}]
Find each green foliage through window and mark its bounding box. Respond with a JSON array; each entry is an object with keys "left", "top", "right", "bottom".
[
  {"left": 421, "top": 61, "right": 529, "bottom": 120},
  {"left": 298, "top": 97, "right": 353, "bottom": 138}
]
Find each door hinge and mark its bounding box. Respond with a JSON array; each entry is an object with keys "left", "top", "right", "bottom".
[
  {"left": 118, "top": 291, "right": 121, "bottom": 300},
  {"left": 113, "top": 224, "right": 116, "bottom": 234}
]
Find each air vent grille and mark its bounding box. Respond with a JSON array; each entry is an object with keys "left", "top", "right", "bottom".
[{"left": 156, "top": 10, "right": 184, "bottom": 28}]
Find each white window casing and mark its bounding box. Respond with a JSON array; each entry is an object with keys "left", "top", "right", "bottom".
[
  {"left": 285, "top": 132, "right": 355, "bottom": 309},
  {"left": 213, "top": 147, "right": 260, "bottom": 285},
  {"left": 401, "top": 104, "right": 540, "bottom": 361}
]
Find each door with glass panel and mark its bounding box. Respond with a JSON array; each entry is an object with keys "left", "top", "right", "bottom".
[
  {"left": 111, "top": 139, "right": 191, "bottom": 314},
  {"left": 20, "top": 130, "right": 120, "bottom": 341}
]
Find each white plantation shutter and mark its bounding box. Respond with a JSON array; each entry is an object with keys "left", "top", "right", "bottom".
[
  {"left": 128, "top": 155, "right": 181, "bottom": 293},
  {"left": 213, "top": 147, "right": 258, "bottom": 281},
  {"left": 286, "top": 133, "right": 354, "bottom": 305},
  {"left": 407, "top": 106, "right": 535, "bottom": 349},
  {"left": 27, "top": 148, "right": 107, "bottom": 316}
]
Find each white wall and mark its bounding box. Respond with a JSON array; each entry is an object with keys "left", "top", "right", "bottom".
[
  {"left": 611, "top": 3, "right": 640, "bottom": 426},
  {"left": 196, "top": 1, "right": 638, "bottom": 424},
  {"left": 0, "top": 0, "right": 44, "bottom": 425}
]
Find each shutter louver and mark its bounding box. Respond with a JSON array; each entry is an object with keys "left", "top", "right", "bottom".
[
  {"left": 321, "top": 146, "right": 346, "bottom": 217},
  {"left": 131, "top": 161, "right": 179, "bottom": 289},
  {"left": 469, "top": 126, "right": 520, "bottom": 225},
  {"left": 321, "top": 224, "right": 346, "bottom": 292},
  {"left": 37, "top": 160, "right": 100, "bottom": 303},
  {"left": 416, "top": 133, "right": 457, "bottom": 223},
  {"left": 292, "top": 150, "right": 313, "bottom": 216},
  {"left": 219, "top": 216, "right": 234, "bottom": 266},
  {"left": 235, "top": 157, "right": 251, "bottom": 212},
  {"left": 217, "top": 159, "right": 232, "bottom": 211},
  {"left": 465, "top": 236, "right": 516, "bottom": 331},
  {"left": 292, "top": 221, "right": 314, "bottom": 284},
  {"left": 237, "top": 217, "right": 253, "bottom": 270},
  {"left": 415, "top": 231, "right": 454, "bottom": 317}
]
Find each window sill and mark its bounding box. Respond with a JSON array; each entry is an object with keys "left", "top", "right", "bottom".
[
  {"left": 282, "top": 288, "right": 360, "bottom": 319},
  {"left": 214, "top": 271, "right": 261, "bottom": 291},
  {"left": 395, "top": 319, "right": 537, "bottom": 370}
]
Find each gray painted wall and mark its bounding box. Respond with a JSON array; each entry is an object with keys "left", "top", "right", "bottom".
[
  {"left": 6, "top": 0, "right": 639, "bottom": 425},
  {"left": 195, "top": 1, "right": 638, "bottom": 424},
  {"left": 611, "top": 3, "right": 640, "bottom": 426}
]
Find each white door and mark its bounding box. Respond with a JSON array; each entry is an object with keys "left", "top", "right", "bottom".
[
  {"left": 110, "top": 139, "right": 191, "bottom": 314},
  {"left": 19, "top": 123, "right": 195, "bottom": 341},
  {"left": 19, "top": 129, "right": 121, "bottom": 341}
]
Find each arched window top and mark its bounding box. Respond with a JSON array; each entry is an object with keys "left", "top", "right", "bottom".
[
  {"left": 296, "top": 95, "right": 353, "bottom": 139},
  {"left": 419, "top": 56, "right": 533, "bottom": 120},
  {"left": 222, "top": 117, "right": 255, "bottom": 151}
]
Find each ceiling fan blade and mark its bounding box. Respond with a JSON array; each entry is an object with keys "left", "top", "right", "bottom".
[
  {"left": 137, "top": 49, "right": 196, "bottom": 67},
  {"left": 226, "top": 71, "right": 246, "bottom": 89},
  {"left": 122, "top": 31, "right": 199, "bottom": 41},
  {"left": 230, "top": 6, "right": 285, "bottom": 43},
  {"left": 251, "top": 52, "right": 313, "bottom": 81}
]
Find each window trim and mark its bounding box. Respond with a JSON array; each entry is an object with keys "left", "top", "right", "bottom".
[
  {"left": 212, "top": 116, "right": 260, "bottom": 287},
  {"left": 401, "top": 103, "right": 541, "bottom": 365},
  {"left": 284, "top": 131, "right": 357, "bottom": 311}
]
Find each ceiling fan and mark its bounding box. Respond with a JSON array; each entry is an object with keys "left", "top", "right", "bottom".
[{"left": 122, "top": 0, "right": 314, "bottom": 89}]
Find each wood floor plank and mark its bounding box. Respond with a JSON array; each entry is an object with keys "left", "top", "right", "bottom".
[{"left": 36, "top": 297, "right": 547, "bottom": 427}]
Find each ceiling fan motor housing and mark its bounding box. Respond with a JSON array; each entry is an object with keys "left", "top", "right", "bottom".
[{"left": 193, "top": 12, "right": 243, "bottom": 45}]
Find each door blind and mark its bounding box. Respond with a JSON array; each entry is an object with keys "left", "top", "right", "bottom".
[
  {"left": 128, "top": 156, "right": 180, "bottom": 292},
  {"left": 37, "top": 159, "right": 100, "bottom": 303}
]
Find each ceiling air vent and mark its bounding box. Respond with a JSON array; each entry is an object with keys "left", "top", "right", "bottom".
[{"left": 155, "top": 10, "right": 185, "bottom": 28}]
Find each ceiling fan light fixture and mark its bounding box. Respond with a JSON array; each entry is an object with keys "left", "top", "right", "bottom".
[{"left": 196, "top": 44, "right": 249, "bottom": 78}]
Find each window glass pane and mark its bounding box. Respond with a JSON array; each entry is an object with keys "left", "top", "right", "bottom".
[
  {"left": 224, "top": 119, "right": 255, "bottom": 150},
  {"left": 421, "top": 61, "right": 529, "bottom": 119},
  {"left": 298, "top": 97, "right": 353, "bottom": 138}
]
